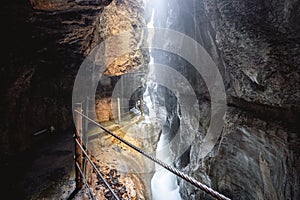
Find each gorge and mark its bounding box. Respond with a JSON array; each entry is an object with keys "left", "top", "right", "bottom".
[{"left": 0, "top": 0, "right": 299, "bottom": 199}]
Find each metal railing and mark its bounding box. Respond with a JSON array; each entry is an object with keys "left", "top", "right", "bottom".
[
  {"left": 73, "top": 102, "right": 231, "bottom": 200},
  {"left": 73, "top": 103, "right": 120, "bottom": 200}
]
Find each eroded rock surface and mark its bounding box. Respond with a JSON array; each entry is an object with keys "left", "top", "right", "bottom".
[
  {"left": 0, "top": 0, "right": 108, "bottom": 157},
  {"left": 204, "top": 0, "right": 300, "bottom": 107},
  {"left": 84, "top": 115, "right": 162, "bottom": 199},
  {"left": 145, "top": 0, "right": 299, "bottom": 199},
  {"left": 1, "top": 0, "right": 149, "bottom": 199},
  {"left": 1, "top": 0, "right": 299, "bottom": 199}
]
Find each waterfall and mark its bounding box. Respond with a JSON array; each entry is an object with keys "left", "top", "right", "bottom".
[
  {"left": 150, "top": 131, "right": 182, "bottom": 200},
  {"left": 144, "top": 59, "right": 182, "bottom": 200},
  {"left": 142, "top": 1, "right": 182, "bottom": 199},
  {"left": 144, "top": 77, "right": 181, "bottom": 200}
]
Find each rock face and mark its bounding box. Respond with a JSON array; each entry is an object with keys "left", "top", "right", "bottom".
[
  {"left": 204, "top": 0, "right": 300, "bottom": 107},
  {"left": 200, "top": 1, "right": 300, "bottom": 199},
  {"left": 1, "top": 0, "right": 150, "bottom": 198},
  {"left": 0, "top": 0, "right": 107, "bottom": 157},
  {"left": 1, "top": 0, "right": 299, "bottom": 199},
  {"left": 95, "top": 97, "right": 114, "bottom": 122},
  {"left": 85, "top": 116, "right": 161, "bottom": 200},
  {"left": 148, "top": 0, "right": 300, "bottom": 199},
  {"left": 0, "top": 0, "right": 148, "bottom": 156},
  {"left": 95, "top": 0, "right": 148, "bottom": 76}
]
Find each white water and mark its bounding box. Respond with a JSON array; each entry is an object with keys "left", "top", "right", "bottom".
[
  {"left": 143, "top": 0, "right": 182, "bottom": 199},
  {"left": 144, "top": 86, "right": 181, "bottom": 200},
  {"left": 145, "top": 56, "right": 182, "bottom": 200},
  {"left": 151, "top": 132, "right": 182, "bottom": 200}
]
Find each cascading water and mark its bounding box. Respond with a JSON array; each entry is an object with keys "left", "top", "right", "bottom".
[
  {"left": 142, "top": 0, "right": 182, "bottom": 199},
  {"left": 150, "top": 129, "right": 182, "bottom": 200},
  {"left": 143, "top": 64, "right": 182, "bottom": 200}
]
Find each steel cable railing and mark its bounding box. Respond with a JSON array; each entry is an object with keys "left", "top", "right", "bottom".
[
  {"left": 75, "top": 162, "right": 96, "bottom": 200},
  {"left": 75, "top": 138, "right": 120, "bottom": 200},
  {"left": 74, "top": 109, "right": 231, "bottom": 200}
]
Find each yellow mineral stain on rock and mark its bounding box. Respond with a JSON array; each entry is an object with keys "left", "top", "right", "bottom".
[
  {"left": 98, "top": 0, "right": 149, "bottom": 76},
  {"left": 84, "top": 111, "right": 161, "bottom": 199}
]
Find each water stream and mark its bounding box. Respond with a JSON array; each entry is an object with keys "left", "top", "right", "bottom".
[
  {"left": 143, "top": 72, "right": 182, "bottom": 200},
  {"left": 150, "top": 131, "right": 182, "bottom": 200},
  {"left": 143, "top": 0, "right": 182, "bottom": 199}
]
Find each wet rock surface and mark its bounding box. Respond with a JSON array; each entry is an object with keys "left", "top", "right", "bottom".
[{"left": 147, "top": 0, "right": 299, "bottom": 199}]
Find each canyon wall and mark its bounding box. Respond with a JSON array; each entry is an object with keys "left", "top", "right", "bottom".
[
  {"left": 1, "top": 0, "right": 299, "bottom": 199},
  {"left": 1, "top": 0, "right": 101, "bottom": 157},
  {"left": 151, "top": 0, "right": 300, "bottom": 199},
  {"left": 0, "top": 0, "right": 148, "bottom": 157}
]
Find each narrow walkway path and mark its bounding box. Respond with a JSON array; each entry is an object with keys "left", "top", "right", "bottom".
[{"left": 84, "top": 114, "right": 162, "bottom": 199}]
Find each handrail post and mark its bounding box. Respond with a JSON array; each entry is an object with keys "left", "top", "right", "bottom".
[
  {"left": 117, "top": 97, "right": 121, "bottom": 123},
  {"left": 74, "top": 103, "right": 83, "bottom": 190}
]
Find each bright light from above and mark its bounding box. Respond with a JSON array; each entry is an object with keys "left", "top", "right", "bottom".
[{"left": 148, "top": 9, "right": 155, "bottom": 28}]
